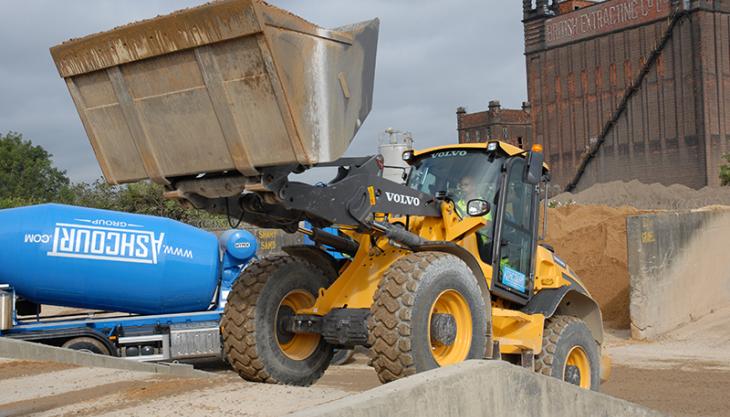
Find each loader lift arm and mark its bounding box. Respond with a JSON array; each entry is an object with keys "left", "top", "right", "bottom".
[{"left": 166, "top": 155, "right": 441, "bottom": 235}]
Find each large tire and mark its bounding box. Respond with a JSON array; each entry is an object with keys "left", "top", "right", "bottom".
[
  {"left": 535, "top": 315, "right": 600, "bottom": 391},
  {"left": 221, "top": 255, "right": 333, "bottom": 386},
  {"left": 62, "top": 337, "right": 111, "bottom": 355},
  {"left": 368, "top": 252, "right": 488, "bottom": 383}
]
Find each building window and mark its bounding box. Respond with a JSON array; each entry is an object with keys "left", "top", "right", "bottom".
[
  {"left": 465, "top": 131, "right": 471, "bottom": 142},
  {"left": 517, "top": 136, "right": 524, "bottom": 148},
  {"left": 503, "top": 128, "right": 509, "bottom": 139},
  {"left": 475, "top": 129, "right": 481, "bottom": 140}
]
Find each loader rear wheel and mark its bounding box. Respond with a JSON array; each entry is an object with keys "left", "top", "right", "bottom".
[
  {"left": 221, "top": 255, "right": 333, "bottom": 386},
  {"left": 535, "top": 315, "right": 600, "bottom": 391},
  {"left": 368, "top": 252, "right": 487, "bottom": 383},
  {"left": 62, "top": 337, "right": 110, "bottom": 355}
]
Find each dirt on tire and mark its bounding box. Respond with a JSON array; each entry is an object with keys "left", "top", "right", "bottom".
[
  {"left": 535, "top": 315, "right": 600, "bottom": 391},
  {"left": 221, "top": 255, "right": 332, "bottom": 386},
  {"left": 368, "top": 251, "right": 487, "bottom": 383}
]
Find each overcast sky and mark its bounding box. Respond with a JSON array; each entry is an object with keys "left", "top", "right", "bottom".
[{"left": 0, "top": 0, "right": 526, "bottom": 183}]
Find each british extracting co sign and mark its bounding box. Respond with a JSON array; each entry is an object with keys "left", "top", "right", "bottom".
[{"left": 545, "top": 0, "right": 671, "bottom": 48}]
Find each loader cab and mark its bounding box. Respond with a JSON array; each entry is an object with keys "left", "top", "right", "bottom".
[{"left": 406, "top": 141, "right": 543, "bottom": 305}]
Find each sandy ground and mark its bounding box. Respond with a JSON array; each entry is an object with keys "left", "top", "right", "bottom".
[
  {"left": 4, "top": 307, "right": 729, "bottom": 416},
  {"left": 600, "top": 305, "right": 730, "bottom": 417},
  {"left": 3, "top": 311, "right": 730, "bottom": 417}
]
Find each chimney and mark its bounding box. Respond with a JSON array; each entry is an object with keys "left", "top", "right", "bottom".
[
  {"left": 456, "top": 106, "right": 467, "bottom": 131},
  {"left": 488, "top": 100, "right": 501, "bottom": 112}
]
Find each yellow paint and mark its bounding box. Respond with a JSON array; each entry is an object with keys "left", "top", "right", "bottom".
[
  {"left": 600, "top": 353, "right": 612, "bottom": 383},
  {"left": 277, "top": 290, "right": 320, "bottom": 360},
  {"left": 413, "top": 141, "right": 522, "bottom": 158},
  {"left": 298, "top": 205, "right": 498, "bottom": 314},
  {"left": 533, "top": 246, "right": 590, "bottom": 295},
  {"left": 492, "top": 307, "right": 545, "bottom": 354},
  {"left": 566, "top": 346, "right": 592, "bottom": 389},
  {"left": 429, "top": 289, "right": 473, "bottom": 366},
  {"left": 367, "top": 186, "right": 376, "bottom": 206},
  {"left": 641, "top": 230, "right": 655, "bottom": 243},
  {"left": 412, "top": 140, "right": 550, "bottom": 169},
  {"left": 299, "top": 233, "right": 405, "bottom": 313},
  {"left": 287, "top": 142, "right": 601, "bottom": 364}
]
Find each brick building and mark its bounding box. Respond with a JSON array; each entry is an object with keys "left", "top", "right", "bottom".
[
  {"left": 456, "top": 100, "right": 532, "bottom": 147},
  {"left": 523, "top": 0, "right": 730, "bottom": 190}
]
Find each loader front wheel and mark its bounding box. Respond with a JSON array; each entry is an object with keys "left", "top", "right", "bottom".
[
  {"left": 368, "top": 252, "right": 488, "bottom": 383},
  {"left": 221, "top": 255, "right": 333, "bottom": 386},
  {"left": 535, "top": 315, "right": 600, "bottom": 391}
]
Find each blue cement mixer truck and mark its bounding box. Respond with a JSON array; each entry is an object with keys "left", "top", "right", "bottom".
[{"left": 0, "top": 203, "right": 258, "bottom": 362}]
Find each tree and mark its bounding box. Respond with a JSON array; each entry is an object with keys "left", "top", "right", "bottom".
[
  {"left": 69, "top": 179, "right": 227, "bottom": 228},
  {"left": 0, "top": 131, "right": 226, "bottom": 227},
  {"left": 721, "top": 154, "right": 730, "bottom": 186},
  {"left": 0, "top": 132, "right": 71, "bottom": 207}
]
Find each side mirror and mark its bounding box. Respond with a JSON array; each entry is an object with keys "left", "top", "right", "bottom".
[
  {"left": 524, "top": 149, "right": 544, "bottom": 185},
  {"left": 467, "top": 199, "right": 491, "bottom": 217}
]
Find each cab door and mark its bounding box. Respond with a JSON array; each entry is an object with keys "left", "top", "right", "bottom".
[{"left": 491, "top": 157, "right": 539, "bottom": 304}]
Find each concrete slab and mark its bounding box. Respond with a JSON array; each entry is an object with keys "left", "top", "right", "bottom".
[
  {"left": 290, "top": 361, "right": 666, "bottom": 417},
  {"left": 0, "top": 365, "right": 153, "bottom": 404},
  {"left": 0, "top": 337, "right": 212, "bottom": 378}
]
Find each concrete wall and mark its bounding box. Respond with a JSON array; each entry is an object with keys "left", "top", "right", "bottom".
[
  {"left": 0, "top": 337, "right": 211, "bottom": 378},
  {"left": 291, "top": 361, "right": 664, "bottom": 417},
  {"left": 627, "top": 208, "right": 730, "bottom": 340}
]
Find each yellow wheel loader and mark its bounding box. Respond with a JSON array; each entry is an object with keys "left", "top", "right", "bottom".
[
  {"left": 216, "top": 141, "right": 608, "bottom": 389},
  {"left": 50, "top": 0, "right": 608, "bottom": 391}
]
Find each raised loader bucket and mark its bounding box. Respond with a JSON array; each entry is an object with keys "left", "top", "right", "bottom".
[{"left": 51, "top": 0, "right": 379, "bottom": 185}]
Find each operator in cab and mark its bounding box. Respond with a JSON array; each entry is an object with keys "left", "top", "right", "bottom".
[{"left": 455, "top": 175, "right": 495, "bottom": 258}]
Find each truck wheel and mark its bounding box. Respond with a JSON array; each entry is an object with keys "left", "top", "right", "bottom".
[
  {"left": 368, "top": 252, "right": 487, "bottom": 383},
  {"left": 535, "top": 315, "right": 600, "bottom": 391},
  {"left": 222, "top": 255, "right": 333, "bottom": 386},
  {"left": 62, "top": 337, "right": 111, "bottom": 355}
]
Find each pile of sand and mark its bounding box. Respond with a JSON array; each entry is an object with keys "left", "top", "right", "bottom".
[
  {"left": 553, "top": 180, "right": 730, "bottom": 209},
  {"left": 545, "top": 205, "right": 642, "bottom": 328}
]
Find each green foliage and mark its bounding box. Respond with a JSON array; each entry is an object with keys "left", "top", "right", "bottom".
[
  {"left": 0, "top": 131, "right": 227, "bottom": 227},
  {"left": 70, "top": 180, "right": 228, "bottom": 228},
  {"left": 0, "top": 132, "right": 71, "bottom": 206},
  {"left": 721, "top": 154, "right": 730, "bottom": 186}
]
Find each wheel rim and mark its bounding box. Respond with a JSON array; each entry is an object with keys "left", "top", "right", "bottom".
[
  {"left": 428, "top": 289, "right": 473, "bottom": 366},
  {"left": 564, "top": 346, "right": 591, "bottom": 389},
  {"left": 275, "top": 290, "right": 320, "bottom": 361}
]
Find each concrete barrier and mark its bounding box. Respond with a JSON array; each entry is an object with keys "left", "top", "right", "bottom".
[
  {"left": 627, "top": 208, "right": 730, "bottom": 340},
  {"left": 0, "top": 337, "right": 213, "bottom": 378},
  {"left": 290, "top": 361, "right": 665, "bottom": 417}
]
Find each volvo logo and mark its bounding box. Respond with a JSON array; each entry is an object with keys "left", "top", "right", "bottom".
[
  {"left": 385, "top": 192, "right": 421, "bottom": 206},
  {"left": 431, "top": 150, "right": 468, "bottom": 158}
]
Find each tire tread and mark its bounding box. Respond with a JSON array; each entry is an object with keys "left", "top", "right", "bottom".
[{"left": 221, "top": 255, "right": 330, "bottom": 386}]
